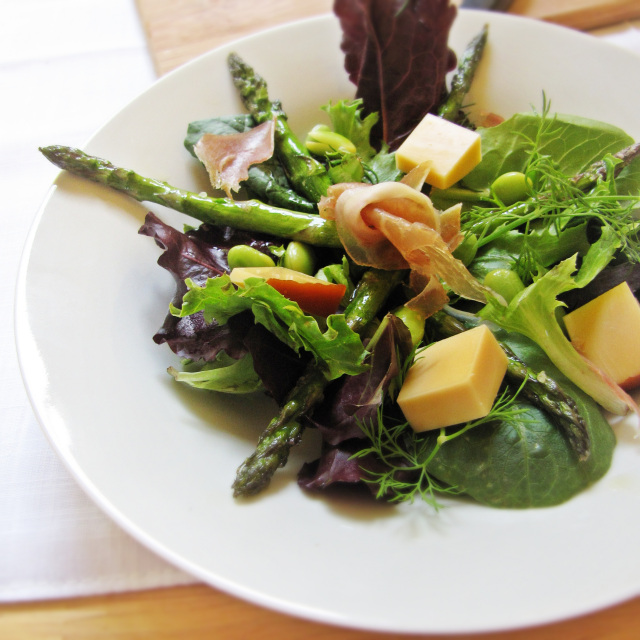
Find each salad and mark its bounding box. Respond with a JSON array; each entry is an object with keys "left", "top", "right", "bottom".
[{"left": 40, "top": 0, "right": 640, "bottom": 512}]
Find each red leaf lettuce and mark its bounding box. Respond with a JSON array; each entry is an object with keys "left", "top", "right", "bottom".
[{"left": 334, "top": 0, "right": 457, "bottom": 150}]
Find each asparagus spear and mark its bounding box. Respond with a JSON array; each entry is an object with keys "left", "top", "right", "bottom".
[
  {"left": 438, "top": 24, "right": 489, "bottom": 123},
  {"left": 502, "top": 343, "right": 590, "bottom": 461},
  {"left": 232, "top": 268, "right": 405, "bottom": 497},
  {"left": 430, "top": 312, "right": 590, "bottom": 460},
  {"left": 571, "top": 141, "right": 640, "bottom": 191},
  {"left": 227, "top": 52, "right": 332, "bottom": 203},
  {"left": 39, "top": 145, "right": 340, "bottom": 248}
]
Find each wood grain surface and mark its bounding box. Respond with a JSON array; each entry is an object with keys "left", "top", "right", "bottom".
[
  {"left": 1, "top": 583, "right": 640, "bottom": 640},
  {"left": 3, "top": 1, "right": 639, "bottom": 638},
  {"left": 135, "top": 0, "right": 640, "bottom": 75},
  {"left": 509, "top": 0, "right": 640, "bottom": 30}
]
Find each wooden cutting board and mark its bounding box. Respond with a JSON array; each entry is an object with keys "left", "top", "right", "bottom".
[{"left": 135, "top": 0, "right": 640, "bottom": 75}]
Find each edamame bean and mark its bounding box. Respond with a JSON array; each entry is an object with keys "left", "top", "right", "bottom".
[
  {"left": 484, "top": 268, "right": 525, "bottom": 303},
  {"left": 227, "top": 244, "right": 276, "bottom": 269},
  {"left": 305, "top": 124, "right": 357, "bottom": 156},
  {"left": 491, "top": 171, "right": 530, "bottom": 206},
  {"left": 452, "top": 233, "right": 478, "bottom": 266},
  {"left": 392, "top": 306, "right": 425, "bottom": 347},
  {"left": 283, "top": 241, "right": 317, "bottom": 275}
]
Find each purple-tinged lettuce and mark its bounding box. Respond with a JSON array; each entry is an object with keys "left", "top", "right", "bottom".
[
  {"left": 334, "top": 0, "right": 457, "bottom": 150},
  {"left": 173, "top": 274, "right": 368, "bottom": 380},
  {"left": 139, "top": 213, "right": 307, "bottom": 402},
  {"left": 299, "top": 314, "right": 414, "bottom": 490}
]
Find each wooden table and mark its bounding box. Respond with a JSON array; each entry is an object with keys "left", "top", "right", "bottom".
[
  {"left": 3, "top": 1, "right": 640, "bottom": 638},
  {"left": 136, "top": 0, "right": 640, "bottom": 75}
]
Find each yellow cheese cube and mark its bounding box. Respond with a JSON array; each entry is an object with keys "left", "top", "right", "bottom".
[
  {"left": 397, "top": 325, "right": 508, "bottom": 432},
  {"left": 563, "top": 282, "right": 640, "bottom": 390},
  {"left": 395, "top": 114, "right": 481, "bottom": 189}
]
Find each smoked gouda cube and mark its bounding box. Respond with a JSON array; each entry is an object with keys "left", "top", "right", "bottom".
[
  {"left": 395, "top": 114, "right": 481, "bottom": 189},
  {"left": 563, "top": 282, "right": 640, "bottom": 390},
  {"left": 397, "top": 325, "right": 508, "bottom": 432}
]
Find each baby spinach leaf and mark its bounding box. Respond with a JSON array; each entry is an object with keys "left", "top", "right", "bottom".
[
  {"left": 184, "top": 115, "right": 316, "bottom": 213},
  {"left": 464, "top": 113, "right": 636, "bottom": 191},
  {"left": 425, "top": 330, "right": 616, "bottom": 508},
  {"left": 184, "top": 115, "right": 255, "bottom": 155}
]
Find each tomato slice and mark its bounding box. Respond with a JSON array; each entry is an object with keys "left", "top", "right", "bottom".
[{"left": 229, "top": 266, "right": 347, "bottom": 316}]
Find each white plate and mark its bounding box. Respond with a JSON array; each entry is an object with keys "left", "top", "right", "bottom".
[{"left": 16, "top": 10, "right": 640, "bottom": 634}]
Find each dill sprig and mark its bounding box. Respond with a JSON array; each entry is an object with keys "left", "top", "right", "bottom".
[
  {"left": 462, "top": 108, "right": 640, "bottom": 284},
  {"left": 353, "top": 380, "right": 529, "bottom": 508}
]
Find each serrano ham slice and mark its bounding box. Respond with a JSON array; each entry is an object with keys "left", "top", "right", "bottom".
[
  {"left": 320, "top": 179, "right": 494, "bottom": 316},
  {"left": 194, "top": 118, "right": 276, "bottom": 197}
]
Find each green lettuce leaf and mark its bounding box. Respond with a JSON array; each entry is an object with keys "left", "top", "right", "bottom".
[
  {"left": 320, "top": 99, "right": 403, "bottom": 184},
  {"left": 323, "top": 99, "right": 378, "bottom": 160},
  {"left": 172, "top": 275, "right": 368, "bottom": 380},
  {"left": 169, "top": 352, "right": 263, "bottom": 394},
  {"left": 479, "top": 227, "right": 632, "bottom": 414}
]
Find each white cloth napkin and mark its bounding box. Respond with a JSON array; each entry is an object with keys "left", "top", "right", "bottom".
[
  {"left": 0, "top": 0, "right": 195, "bottom": 602},
  {"left": 1, "top": 0, "right": 639, "bottom": 602}
]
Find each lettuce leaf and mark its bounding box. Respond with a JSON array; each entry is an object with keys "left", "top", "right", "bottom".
[
  {"left": 323, "top": 99, "right": 378, "bottom": 160},
  {"left": 479, "top": 227, "right": 635, "bottom": 415},
  {"left": 140, "top": 213, "right": 310, "bottom": 401},
  {"left": 169, "top": 352, "right": 263, "bottom": 394},
  {"left": 321, "top": 99, "right": 403, "bottom": 184},
  {"left": 298, "top": 314, "right": 414, "bottom": 490},
  {"left": 334, "top": 0, "right": 457, "bottom": 149},
  {"left": 172, "top": 275, "right": 369, "bottom": 380}
]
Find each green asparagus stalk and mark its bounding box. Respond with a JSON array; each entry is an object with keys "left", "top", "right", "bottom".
[
  {"left": 502, "top": 343, "right": 590, "bottom": 460},
  {"left": 438, "top": 24, "right": 489, "bottom": 123},
  {"left": 571, "top": 141, "right": 640, "bottom": 191},
  {"left": 430, "top": 312, "right": 590, "bottom": 460},
  {"left": 227, "top": 52, "right": 332, "bottom": 203},
  {"left": 232, "top": 268, "right": 405, "bottom": 497},
  {"left": 39, "top": 145, "right": 340, "bottom": 248}
]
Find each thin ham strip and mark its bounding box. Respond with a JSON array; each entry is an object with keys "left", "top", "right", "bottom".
[{"left": 194, "top": 118, "right": 276, "bottom": 197}]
